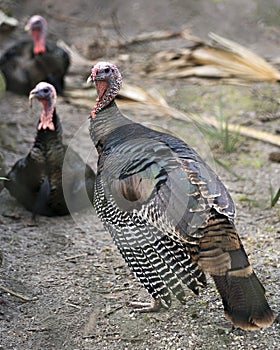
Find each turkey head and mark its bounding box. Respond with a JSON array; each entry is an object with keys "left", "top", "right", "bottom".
[
  {"left": 29, "top": 82, "right": 57, "bottom": 131},
  {"left": 25, "top": 15, "right": 47, "bottom": 54},
  {"left": 87, "top": 61, "right": 122, "bottom": 117}
]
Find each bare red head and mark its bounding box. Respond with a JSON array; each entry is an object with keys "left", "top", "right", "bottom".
[
  {"left": 29, "top": 82, "right": 57, "bottom": 131},
  {"left": 25, "top": 15, "right": 47, "bottom": 54},
  {"left": 87, "top": 62, "right": 122, "bottom": 117}
]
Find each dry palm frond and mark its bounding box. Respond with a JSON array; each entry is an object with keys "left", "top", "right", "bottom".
[
  {"left": 207, "top": 33, "right": 280, "bottom": 81},
  {"left": 66, "top": 85, "right": 280, "bottom": 148},
  {"left": 147, "top": 32, "right": 280, "bottom": 82}
]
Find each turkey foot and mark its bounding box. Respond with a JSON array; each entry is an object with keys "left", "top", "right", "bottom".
[{"left": 126, "top": 297, "right": 163, "bottom": 312}]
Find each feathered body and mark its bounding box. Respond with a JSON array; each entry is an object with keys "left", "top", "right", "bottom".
[
  {"left": 87, "top": 62, "right": 274, "bottom": 330},
  {"left": 5, "top": 82, "right": 94, "bottom": 217},
  {"left": 0, "top": 15, "right": 70, "bottom": 95}
]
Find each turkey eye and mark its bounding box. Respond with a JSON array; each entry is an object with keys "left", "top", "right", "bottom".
[
  {"left": 104, "top": 67, "right": 110, "bottom": 73},
  {"left": 43, "top": 88, "right": 49, "bottom": 93}
]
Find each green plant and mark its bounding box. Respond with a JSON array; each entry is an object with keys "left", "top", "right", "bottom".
[
  {"left": 216, "top": 94, "right": 241, "bottom": 153},
  {"left": 198, "top": 91, "right": 241, "bottom": 153},
  {"left": 269, "top": 184, "right": 280, "bottom": 208}
]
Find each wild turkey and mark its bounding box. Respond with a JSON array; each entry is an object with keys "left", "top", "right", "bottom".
[
  {"left": 4, "top": 82, "right": 94, "bottom": 217},
  {"left": 87, "top": 61, "right": 274, "bottom": 330},
  {"left": 0, "top": 15, "right": 70, "bottom": 95}
]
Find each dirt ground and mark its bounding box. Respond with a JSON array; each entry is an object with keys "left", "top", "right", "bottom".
[{"left": 0, "top": 1, "right": 280, "bottom": 349}]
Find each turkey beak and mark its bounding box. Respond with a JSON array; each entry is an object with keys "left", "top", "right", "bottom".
[
  {"left": 87, "top": 74, "right": 94, "bottom": 84},
  {"left": 24, "top": 23, "right": 31, "bottom": 32},
  {"left": 29, "top": 89, "right": 38, "bottom": 108},
  {"left": 87, "top": 67, "right": 98, "bottom": 84}
]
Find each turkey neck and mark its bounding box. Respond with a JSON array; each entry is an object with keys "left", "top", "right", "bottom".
[
  {"left": 34, "top": 109, "right": 63, "bottom": 151},
  {"left": 89, "top": 100, "right": 134, "bottom": 150},
  {"left": 31, "top": 29, "right": 46, "bottom": 54}
]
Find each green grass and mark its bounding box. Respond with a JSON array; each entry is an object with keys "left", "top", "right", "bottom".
[
  {"left": 215, "top": 94, "right": 241, "bottom": 153},
  {"left": 198, "top": 92, "right": 241, "bottom": 154},
  {"left": 269, "top": 184, "right": 280, "bottom": 208}
]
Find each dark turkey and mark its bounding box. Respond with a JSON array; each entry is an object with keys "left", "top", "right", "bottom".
[
  {"left": 86, "top": 61, "right": 275, "bottom": 330},
  {"left": 5, "top": 82, "right": 94, "bottom": 217},
  {"left": 0, "top": 15, "right": 70, "bottom": 95}
]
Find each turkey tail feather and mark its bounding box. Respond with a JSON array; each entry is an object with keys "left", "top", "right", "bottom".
[
  {"left": 196, "top": 214, "right": 274, "bottom": 329},
  {"left": 213, "top": 271, "right": 274, "bottom": 330}
]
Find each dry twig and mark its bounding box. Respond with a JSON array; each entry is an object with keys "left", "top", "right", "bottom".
[
  {"left": 52, "top": 253, "right": 88, "bottom": 263},
  {"left": 0, "top": 284, "right": 31, "bottom": 301}
]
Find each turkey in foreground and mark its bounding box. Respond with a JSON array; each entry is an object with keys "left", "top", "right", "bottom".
[
  {"left": 86, "top": 61, "right": 275, "bottom": 330},
  {"left": 0, "top": 15, "right": 70, "bottom": 95},
  {"left": 5, "top": 82, "right": 94, "bottom": 217}
]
